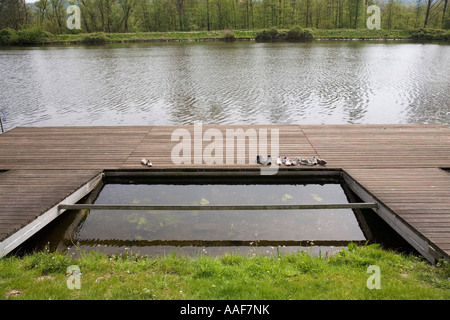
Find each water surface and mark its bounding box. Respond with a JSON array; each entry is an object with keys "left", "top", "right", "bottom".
[
  {"left": 25, "top": 183, "right": 366, "bottom": 257},
  {"left": 1, "top": 41, "right": 449, "bottom": 128}
]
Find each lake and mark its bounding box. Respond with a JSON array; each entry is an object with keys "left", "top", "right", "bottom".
[{"left": 0, "top": 41, "right": 449, "bottom": 129}]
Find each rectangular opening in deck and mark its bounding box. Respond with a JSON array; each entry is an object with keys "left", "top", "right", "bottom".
[{"left": 16, "top": 170, "right": 380, "bottom": 257}]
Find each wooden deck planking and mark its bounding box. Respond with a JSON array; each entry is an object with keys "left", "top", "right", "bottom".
[
  {"left": 121, "top": 125, "right": 318, "bottom": 169},
  {"left": 0, "top": 124, "right": 449, "bottom": 261},
  {"left": 0, "top": 169, "right": 101, "bottom": 242},
  {"left": 344, "top": 168, "right": 450, "bottom": 256},
  {"left": 301, "top": 124, "right": 450, "bottom": 169},
  {"left": 0, "top": 126, "right": 150, "bottom": 170}
]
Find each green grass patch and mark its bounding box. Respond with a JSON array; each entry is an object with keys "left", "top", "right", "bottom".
[
  {"left": 2, "top": 28, "right": 449, "bottom": 46},
  {"left": 1, "top": 244, "right": 449, "bottom": 300},
  {"left": 49, "top": 30, "right": 255, "bottom": 45},
  {"left": 310, "top": 28, "right": 413, "bottom": 40}
]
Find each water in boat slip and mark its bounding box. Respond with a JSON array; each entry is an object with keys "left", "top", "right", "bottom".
[
  {"left": 19, "top": 183, "right": 366, "bottom": 257},
  {"left": 48, "top": 183, "right": 364, "bottom": 256}
]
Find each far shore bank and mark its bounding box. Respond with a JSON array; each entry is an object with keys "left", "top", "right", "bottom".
[
  {"left": 1, "top": 28, "right": 449, "bottom": 46},
  {"left": 47, "top": 28, "right": 450, "bottom": 45}
]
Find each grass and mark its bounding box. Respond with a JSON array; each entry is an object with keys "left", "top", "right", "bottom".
[
  {"left": 49, "top": 28, "right": 418, "bottom": 44},
  {"left": 2, "top": 27, "right": 449, "bottom": 46},
  {"left": 1, "top": 243, "right": 449, "bottom": 300},
  {"left": 50, "top": 30, "right": 256, "bottom": 45},
  {"left": 311, "top": 28, "right": 413, "bottom": 40}
]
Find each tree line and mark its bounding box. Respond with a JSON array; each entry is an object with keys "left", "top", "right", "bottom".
[{"left": 0, "top": 0, "right": 448, "bottom": 34}]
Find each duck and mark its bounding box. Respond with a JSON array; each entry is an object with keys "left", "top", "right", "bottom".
[
  {"left": 276, "top": 156, "right": 282, "bottom": 165},
  {"left": 256, "top": 155, "right": 262, "bottom": 164},
  {"left": 284, "top": 157, "right": 291, "bottom": 166},
  {"left": 257, "top": 155, "right": 268, "bottom": 165},
  {"left": 141, "top": 158, "right": 152, "bottom": 167},
  {"left": 300, "top": 158, "right": 313, "bottom": 166}
]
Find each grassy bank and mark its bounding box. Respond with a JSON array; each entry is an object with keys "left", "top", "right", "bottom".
[
  {"left": 50, "top": 29, "right": 255, "bottom": 44},
  {"left": 1, "top": 244, "right": 449, "bottom": 300},
  {"left": 1, "top": 28, "right": 449, "bottom": 46},
  {"left": 44, "top": 28, "right": 450, "bottom": 44}
]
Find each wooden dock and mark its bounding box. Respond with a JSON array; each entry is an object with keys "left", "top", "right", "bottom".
[{"left": 0, "top": 124, "right": 449, "bottom": 263}]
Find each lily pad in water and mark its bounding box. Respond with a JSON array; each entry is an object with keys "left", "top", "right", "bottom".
[{"left": 281, "top": 194, "right": 293, "bottom": 202}]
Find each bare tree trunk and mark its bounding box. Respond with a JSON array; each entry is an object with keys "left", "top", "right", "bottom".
[
  {"left": 305, "top": 0, "right": 310, "bottom": 27},
  {"left": 354, "top": 0, "right": 360, "bottom": 28},
  {"left": 172, "top": 0, "right": 185, "bottom": 30},
  {"left": 443, "top": 0, "right": 448, "bottom": 25},
  {"left": 118, "top": 0, "right": 135, "bottom": 32},
  {"left": 206, "top": 0, "right": 210, "bottom": 30},
  {"left": 424, "top": 0, "right": 432, "bottom": 27}
]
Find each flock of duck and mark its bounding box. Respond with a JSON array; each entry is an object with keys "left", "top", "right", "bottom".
[
  {"left": 140, "top": 156, "right": 327, "bottom": 167},
  {"left": 257, "top": 155, "right": 327, "bottom": 166}
]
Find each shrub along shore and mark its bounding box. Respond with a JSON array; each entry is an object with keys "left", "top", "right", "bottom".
[{"left": 1, "top": 27, "right": 449, "bottom": 46}]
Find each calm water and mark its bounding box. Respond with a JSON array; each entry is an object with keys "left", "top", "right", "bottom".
[
  {"left": 1, "top": 41, "right": 449, "bottom": 129},
  {"left": 24, "top": 183, "right": 366, "bottom": 257}
]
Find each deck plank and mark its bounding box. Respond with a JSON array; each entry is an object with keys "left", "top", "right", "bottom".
[
  {"left": 0, "top": 124, "right": 449, "bottom": 261},
  {"left": 0, "top": 169, "right": 101, "bottom": 242},
  {"left": 344, "top": 168, "right": 450, "bottom": 259}
]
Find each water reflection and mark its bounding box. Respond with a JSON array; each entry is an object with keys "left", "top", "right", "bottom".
[
  {"left": 19, "top": 182, "right": 366, "bottom": 257},
  {"left": 0, "top": 41, "right": 449, "bottom": 128}
]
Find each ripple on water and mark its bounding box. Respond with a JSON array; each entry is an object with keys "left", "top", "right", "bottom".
[{"left": 1, "top": 42, "right": 449, "bottom": 127}]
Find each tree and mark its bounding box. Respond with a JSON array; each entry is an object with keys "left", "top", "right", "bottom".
[
  {"left": 206, "top": 0, "right": 211, "bottom": 30},
  {"left": 118, "top": 0, "right": 137, "bottom": 32},
  {"left": 49, "top": 0, "right": 65, "bottom": 33},
  {"left": 35, "top": 0, "right": 49, "bottom": 25},
  {"left": 0, "top": 0, "right": 31, "bottom": 29},
  {"left": 424, "top": 0, "right": 432, "bottom": 26},
  {"left": 79, "top": 0, "right": 97, "bottom": 32},
  {"left": 172, "top": 0, "right": 186, "bottom": 30},
  {"left": 443, "top": 0, "right": 448, "bottom": 25},
  {"left": 424, "top": 0, "right": 444, "bottom": 27},
  {"left": 348, "top": 0, "right": 363, "bottom": 28}
]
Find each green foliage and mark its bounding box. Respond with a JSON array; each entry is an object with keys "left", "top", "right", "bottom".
[
  {"left": 255, "top": 27, "right": 280, "bottom": 41},
  {"left": 0, "top": 27, "right": 52, "bottom": 45},
  {"left": 1, "top": 0, "right": 449, "bottom": 35},
  {"left": 286, "top": 26, "right": 314, "bottom": 41},
  {"left": 80, "top": 32, "right": 109, "bottom": 45},
  {"left": 223, "top": 29, "right": 236, "bottom": 42},
  {"left": 0, "top": 28, "right": 18, "bottom": 45},
  {"left": 255, "top": 27, "right": 314, "bottom": 42},
  {"left": 409, "top": 28, "right": 450, "bottom": 40},
  {"left": 444, "top": 17, "right": 450, "bottom": 30},
  {"left": 16, "top": 27, "right": 52, "bottom": 45}
]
